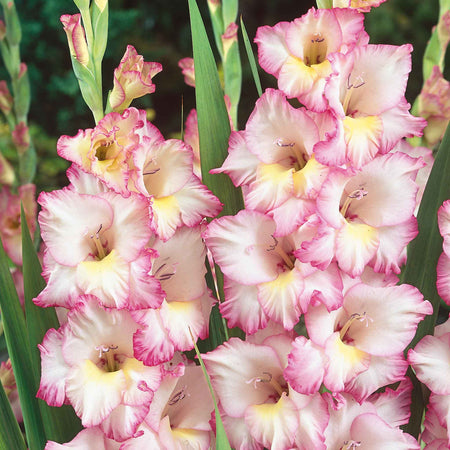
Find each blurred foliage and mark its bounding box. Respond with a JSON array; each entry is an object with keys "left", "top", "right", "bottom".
[{"left": 0, "top": 0, "right": 441, "bottom": 194}]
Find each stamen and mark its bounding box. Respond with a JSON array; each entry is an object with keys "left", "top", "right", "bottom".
[
  {"left": 340, "top": 188, "right": 368, "bottom": 218},
  {"left": 275, "top": 138, "right": 306, "bottom": 170},
  {"left": 143, "top": 168, "right": 160, "bottom": 175},
  {"left": 95, "top": 344, "right": 119, "bottom": 372},
  {"left": 246, "top": 372, "right": 287, "bottom": 397},
  {"left": 153, "top": 260, "right": 176, "bottom": 281},
  {"left": 339, "top": 312, "right": 372, "bottom": 340},
  {"left": 342, "top": 440, "right": 361, "bottom": 450},
  {"left": 266, "top": 236, "right": 295, "bottom": 270},
  {"left": 90, "top": 224, "right": 107, "bottom": 260},
  {"left": 305, "top": 32, "right": 326, "bottom": 66},
  {"left": 168, "top": 385, "right": 188, "bottom": 405},
  {"left": 342, "top": 73, "right": 366, "bottom": 115}
]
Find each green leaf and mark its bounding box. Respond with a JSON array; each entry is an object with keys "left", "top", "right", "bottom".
[
  {"left": 401, "top": 122, "right": 450, "bottom": 437},
  {"left": 188, "top": 0, "right": 244, "bottom": 217},
  {"left": 21, "top": 207, "right": 82, "bottom": 444},
  {"left": 0, "top": 238, "right": 46, "bottom": 450},
  {"left": 0, "top": 380, "right": 26, "bottom": 450},
  {"left": 240, "top": 16, "right": 262, "bottom": 97},
  {"left": 191, "top": 332, "right": 232, "bottom": 450}
]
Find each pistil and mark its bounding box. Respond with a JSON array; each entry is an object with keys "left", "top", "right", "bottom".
[{"left": 339, "top": 312, "right": 372, "bottom": 341}]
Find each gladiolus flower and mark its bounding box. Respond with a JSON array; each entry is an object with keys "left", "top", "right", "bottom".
[
  {"left": 38, "top": 298, "right": 162, "bottom": 440},
  {"left": 108, "top": 45, "right": 162, "bottom": 113}
]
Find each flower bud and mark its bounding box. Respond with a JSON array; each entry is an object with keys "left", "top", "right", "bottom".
[
  {"left": 418, "top": 65, "right": 450, "bottom": 146},
  {"left": 0, "top": 80, "right": 13, "bottom": 114},
  {"left": 178, "top": 57, "right": 195, "bottom": 87},
  {"left": 221, "top": 22, "right": 238, "bottom": 61},
  {"left": 108, "top": 45, "right": 162, "bottom": 112},
  {"left": 60, "top": 14, "right": 89, "bottom": 66},
  {"left": 12, "top": 121, "right": 30, "bottom": 155}
]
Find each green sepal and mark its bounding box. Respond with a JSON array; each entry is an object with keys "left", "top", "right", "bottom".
[
  {"left": 222, "top": 0, "right": 238, "bottom": 29},
  {"left": 70, "top": 56, "right": 103, "bottom": 123},
  {"left": 0, "top": 380, "right": 26, "bottom": 450},
  {"left": 401, "top": 122, "right": 450, "bottom": 437},
  {"left": 14, "top": 67, "right": 31, "bottom": 123},
  {"left": 91, "top": 1, "right": 109, "bottom": 63},
  {"left": 0, "top": 238, "right": 46, "bottom": 450},
  {"left": 21, "top": 206, "right": 83, "bottom": 444},
  {"left": 191, "top": 333, "right": 232, "bottom": 450},
  {"left": 3, "top": 0, "right": 21, "bottom": 46},
  {"left": 422, "top": 0, "right": 450, "bottom": 81},
  {"left": 18, "top": 140, "right": 36, "bottom": 184},
  {"left": 188, "top": 0, "right": 244, "bottom": 217},
  {"left": 240, "top": 16, "right": 262, "bottom": 97}
]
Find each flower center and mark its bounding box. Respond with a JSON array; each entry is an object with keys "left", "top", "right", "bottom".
[
  {"left": 339, "top": 312, "right": 373, "bottom": 342},
  {"left": 275, "top": 138, "right": 307, "bottom": 171},
  {"left": 247, "top": 371, "right": 288, "bottom": 400},
  {"left": 304, "top": 32, "right": 327, "bottom": 66},
  {"left": 90, "top": 224, "right": 108, "bottom": 260},
  {"left": 340, "top": 187, "right": 368, "bottom": 219},
  {"left": 95, "top": 344, "right": 119, "bottom": 372},
  {"left": 267, "top": 235, "right": 295, "bottom": 270},
  {"left": 95, "top": 139, "right": 117, "bottom": 161}
]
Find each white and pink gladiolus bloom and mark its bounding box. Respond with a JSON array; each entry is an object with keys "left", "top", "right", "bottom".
[
  {"left": 437, "top": 200, "right": 450, "bottom": 305},
  {"left": 316, "top": 44, "right": 426, "bottom": 169},
  {"left": 132, "top": 226, "right": 215, "bottom": 365},
  {"left": 408, "top": 316, "right": 450, "bottom": 448},
  {"left": 120, "top": 356, "right": 214, "bottom": 449},
  {"left": 203, "top": 333, "right": 329, "bottom": 450},
  {"left": 297, "top": 151, "right": 425, "bottom": 277},
  {"left": 332, "top": 0, "right": 387, "bottom": 12},
  {"left": 58, "top": 108, "right": 149, "bottom": 196},
  {"left": 35, "top": 186, "right": 163, "bottom": 310},
  {"left": 213, "top": 89, "right": 332, "bottom": 235},
  {"left": 255, "top": 7, "right": 368, "bottom": 111},
  {"left": 108, "top": 45, "right": 162, "bottom": 113},
  {"left": 45, "top": 427, "right": 120, "bottom": 449},
  {"left": 204, "top": 209, "right": 343, "bottom": 332},
  {"left": 128, "top": 123, "right": 222, "bottom": 240},
  {"left": 38, "top": 297, "right": 162, "bottom": 441},
  {"left": 291, "top": 283, "right": 432, "bottom": 399},
  {"left": 323, "top": 382, "right": 420, "bottom": 449}
]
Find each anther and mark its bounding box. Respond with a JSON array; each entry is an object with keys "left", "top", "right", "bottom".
[
  {"left": 168, "top": 386, "right": 188, "bottom": 405},
  {"left": 340, "top": 188, "right": 368, "bottom": 218}
]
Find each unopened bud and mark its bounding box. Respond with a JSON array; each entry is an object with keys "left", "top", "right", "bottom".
[
  {"left": 60, "top": 14, "right": 89, "bottom": 66},
  {"left": 12, "top": 121, "right": 30, "bottom": 155},
  {"left": 0, "top": 80, "right": 13, "bottom": 114}
]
